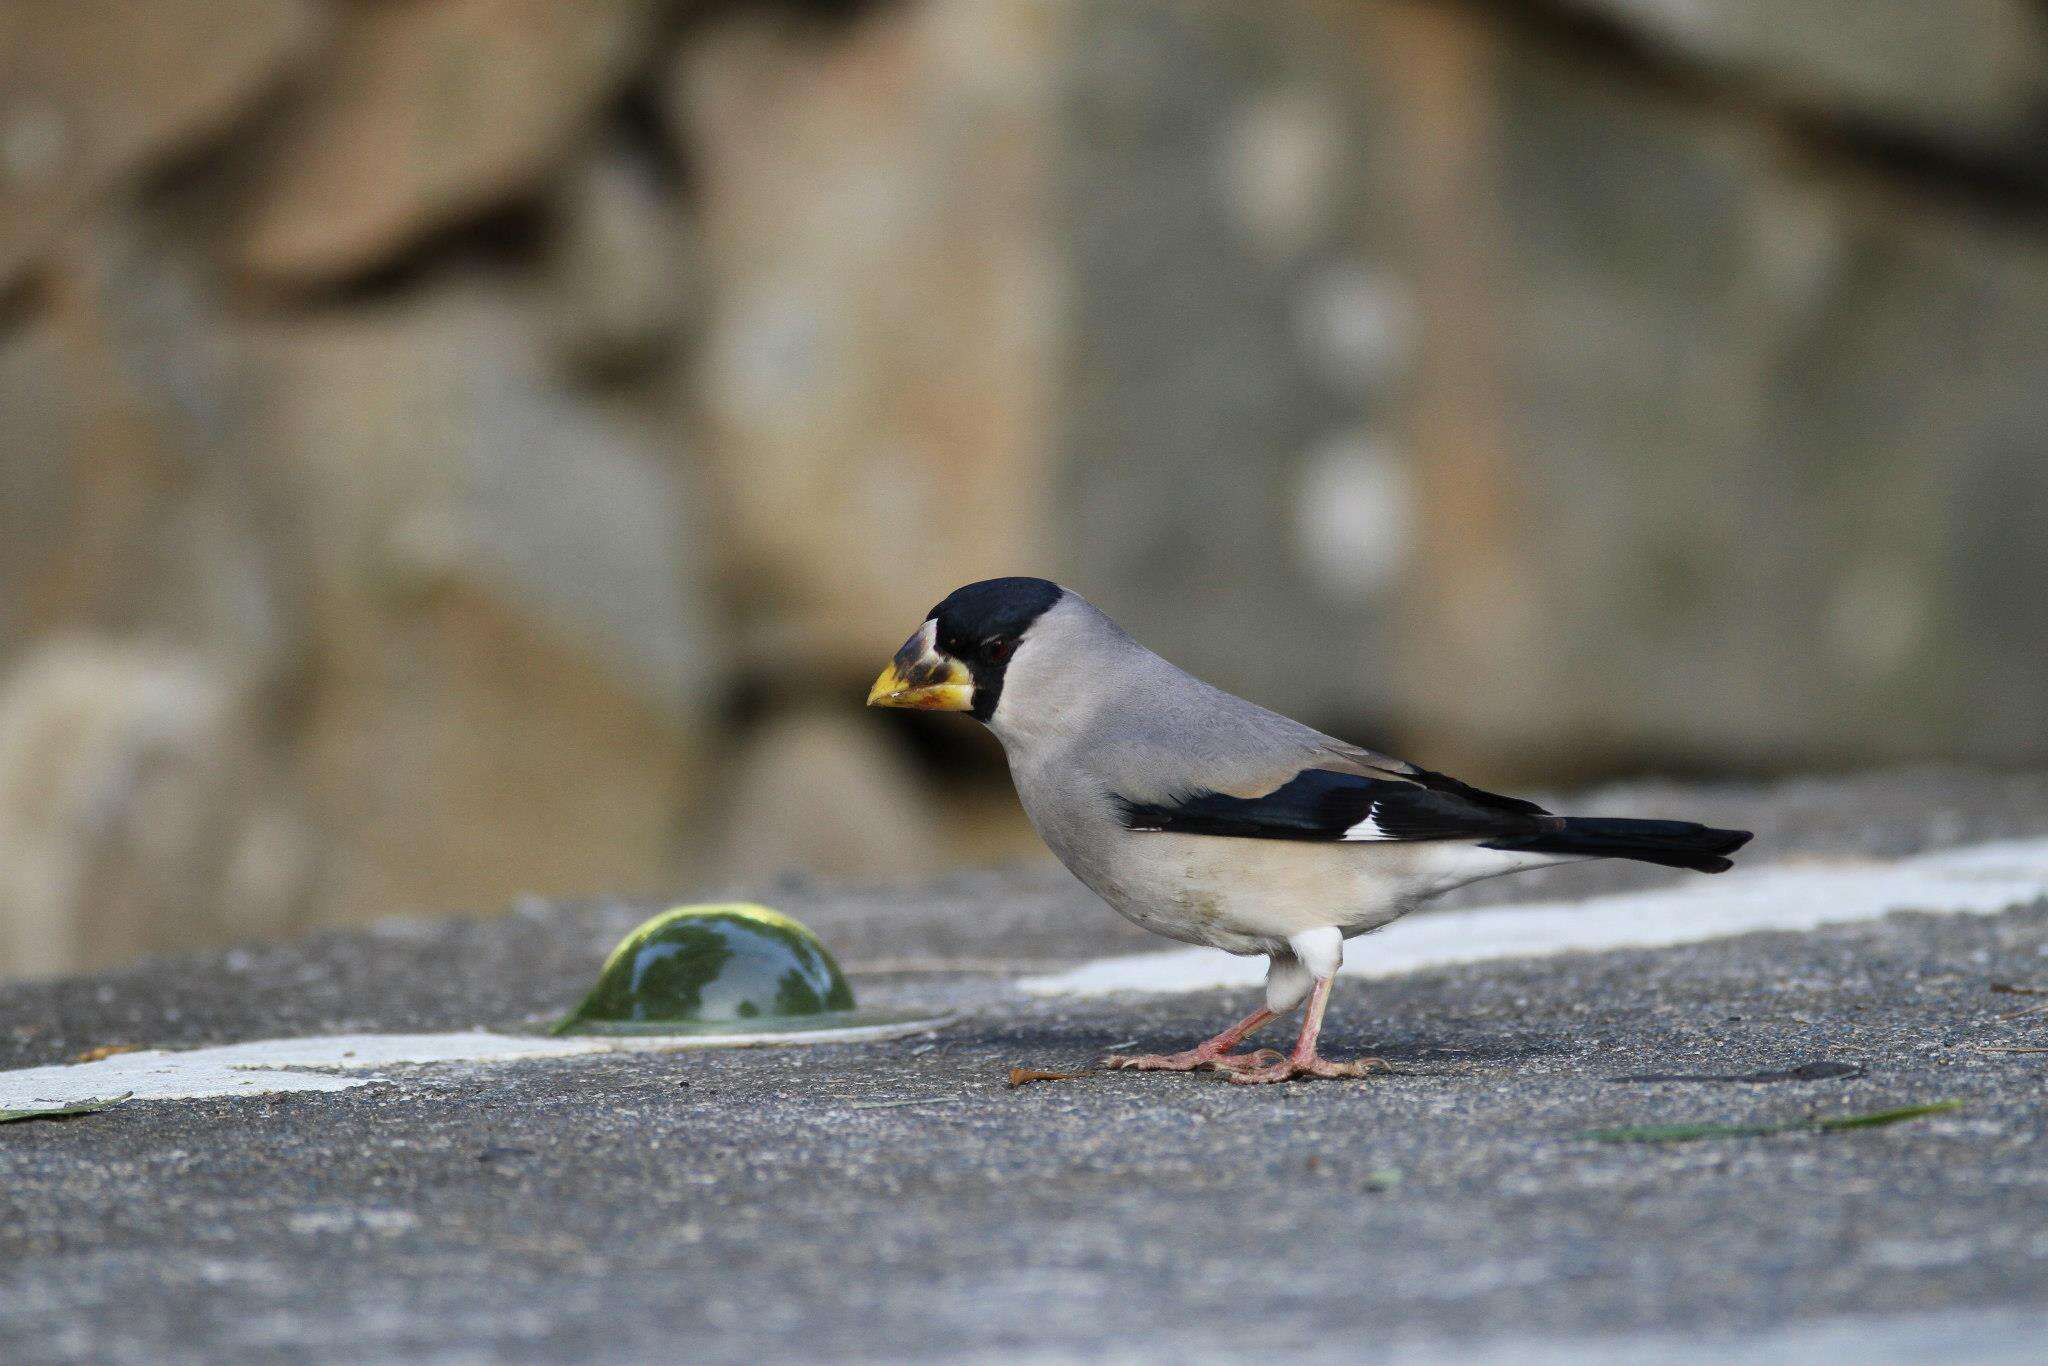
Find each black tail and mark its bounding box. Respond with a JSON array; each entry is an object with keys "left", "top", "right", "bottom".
[{"left": 1485, "top": 818, "right": 1753, "bottom": 874}]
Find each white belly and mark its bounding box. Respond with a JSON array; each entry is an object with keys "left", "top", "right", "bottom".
[
  {"left": 1047, "top": 825, "right": 1568, "bottom": 956},
  {"left": 1003, "top": 747, "right": 1575, "bottom": 956}
]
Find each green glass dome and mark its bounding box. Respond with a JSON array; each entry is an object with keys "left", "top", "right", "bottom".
[{"left": 554, "top": 903, "right": 860, "bottom": 1036}]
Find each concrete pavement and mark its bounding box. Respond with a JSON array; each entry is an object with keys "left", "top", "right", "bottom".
[{"left": 2, "top": 768, "right": 2045, "bottom": 1362}]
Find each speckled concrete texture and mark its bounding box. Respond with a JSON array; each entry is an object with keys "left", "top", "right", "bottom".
[{"left": 2, "top": 769, "right": 2045, "bottom": 1363}]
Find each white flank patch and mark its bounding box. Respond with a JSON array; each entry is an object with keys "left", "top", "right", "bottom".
[
  {"left": 1019, "top": 837, "right": 2048, "bottom": 998},
  {"left": 1341, "top": 803, "right": 1391, "bottom": 841},
  {"left": 0, "top": 1020, "right": 947, "bottom": 1113}
]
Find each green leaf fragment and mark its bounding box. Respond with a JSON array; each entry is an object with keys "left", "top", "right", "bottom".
[
  {"left": 1582, "top": 1099, "right": 1963, "bottom": 1144},
  {"left": 1808, "top": 1099, "right": 1967, "bottom": 1131},
  {"left": 0, "top": 1094, "right": 130, "bottom": 1125}
]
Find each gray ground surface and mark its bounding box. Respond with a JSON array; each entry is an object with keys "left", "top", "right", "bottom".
[{"left": 3, "top": 768, "right": 2047, "bottom": 1363}]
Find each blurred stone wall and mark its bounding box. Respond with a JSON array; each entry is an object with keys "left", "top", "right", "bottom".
[
  {"left": 3, "top": 0, "right": 2046, "bottom": 976},
  {"left": 1062, "top": 0, "right": 2048, "bottom": 777}
]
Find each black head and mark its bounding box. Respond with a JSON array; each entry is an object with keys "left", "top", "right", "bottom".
[{"left": 925, "top": 576, "right": 1063, "bottom": 721}]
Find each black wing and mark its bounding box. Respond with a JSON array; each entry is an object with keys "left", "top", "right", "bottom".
[{"left": 1114, "top": 767, "right": 1550, "bottom": 844}]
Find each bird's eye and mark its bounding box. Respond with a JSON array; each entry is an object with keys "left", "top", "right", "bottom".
[{"left": 986, "top": 637, "right": 1016, "bottom": 663}]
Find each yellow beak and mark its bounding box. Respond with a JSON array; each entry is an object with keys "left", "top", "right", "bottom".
[{"left": 866, "top": 623, "right": 974, "bottom": 712}]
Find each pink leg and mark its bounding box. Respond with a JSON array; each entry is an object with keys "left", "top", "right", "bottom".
[
  {"left": 1229, "top": 977, "right": 1387, "bottom": 1085},
  {"left": 1106, "top": 1005, "right": 1283, "bottom": 1074}
]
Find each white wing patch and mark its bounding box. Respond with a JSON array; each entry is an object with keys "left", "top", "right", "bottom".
[{"left": 1340, "top": 803, "right": 1395, "bottom": 841}]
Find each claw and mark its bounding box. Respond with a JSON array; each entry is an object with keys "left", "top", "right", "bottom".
[
  {"left": 1227, "top": 1055, "right": 1390, "bottom": 1086},
  {"left": 1102, "top": 1005, "right": 1279, "bottom": 1075}
]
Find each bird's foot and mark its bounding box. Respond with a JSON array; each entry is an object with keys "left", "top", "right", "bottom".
[
  {"left": 1107, "top": 1047, "right": 1283, "bottom": 1074},
  {"left": 1227, "top": 1053, "right": 1390, "bottom": 1085}
]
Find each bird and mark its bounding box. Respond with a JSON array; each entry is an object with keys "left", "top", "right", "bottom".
[{"left": 867, "top": 577, "right": 1753, "bottom": 1084}]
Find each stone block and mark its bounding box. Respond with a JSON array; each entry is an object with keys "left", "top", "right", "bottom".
[
  {"left": 1366, "top": 12, "right": 2048, "bottom": 773},
  {"left": 248, "top": 283, "right": 717, "bottom": 923},
  {"left": 543, "top": 142, "right": 699, "bottom": 378},
  {"left": 0, "top": 637, "right": 313, "bottom": 978},
  {"left": 713, "top": 709, "right": 945, "bottom": 885},
  {"left": 1054, "top": 0, "right": 1411, "bottom": 726},
  {"left": 0, "top": 216, "right": 301, "bottom": 689},
  {"left": 0, "top": 0, "right": 318, "bottom": 289},
  {"left": 240, "top": 0, "right": 664, "bottom": 287},
  {"left": 669, "top": 1, "right": 1060, "bottom": 675},
  {"left": 1561, "top": 0, "right": 2048, "bottom": 151}
]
